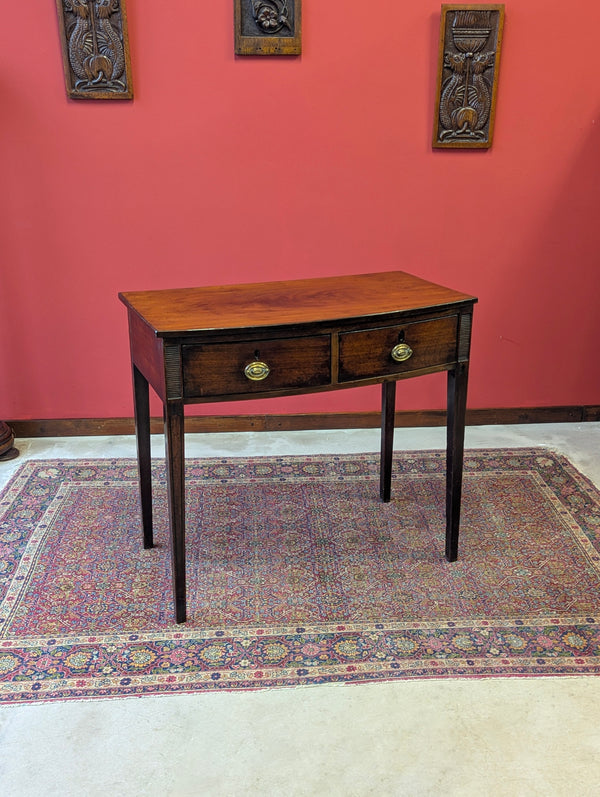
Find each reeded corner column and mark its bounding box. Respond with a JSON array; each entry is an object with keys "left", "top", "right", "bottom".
[{"left": 0, "top": 422, "right": 19, "bottom": 462}]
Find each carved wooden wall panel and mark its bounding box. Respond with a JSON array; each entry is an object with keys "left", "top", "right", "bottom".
[
  {"left": 55, "top": 0, "right": 133, "bottom": 100},
  {"left": 433, "top": 5, "right": 504, "bottom": 149},
  {"left": 235, "top": 0, "right": 302, "bottom": 55}
]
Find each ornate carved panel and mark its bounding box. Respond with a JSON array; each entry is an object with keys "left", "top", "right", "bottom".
[
  {"left": 433, "top": 5, "right": 504, "bottom": 149},
  {"left": 55, "top": 0, "right": 133, "bottom": 99},
  {"left": 234, "top": 0, "right": 302, "bottom": 55}
]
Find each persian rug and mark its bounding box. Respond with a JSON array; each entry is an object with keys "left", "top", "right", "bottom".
[{"left": 1, "top": 449, "right": 600, "bottom": 704}]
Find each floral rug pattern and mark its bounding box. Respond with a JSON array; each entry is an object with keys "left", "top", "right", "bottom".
[{"left": 1, "top": 449, "right": 600, "bottom": 703}]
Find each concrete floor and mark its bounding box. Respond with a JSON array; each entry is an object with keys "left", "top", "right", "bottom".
[{"left": 1, "top": 423, "right": 600, "bottom": 796}]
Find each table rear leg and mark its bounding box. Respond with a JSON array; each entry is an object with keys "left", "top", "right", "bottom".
[
  {"left": 133, "top": 365, "right": 153, "bottom": 549},
  {"left": 446, "top": 362, "right": 469, "bottom": 561},
  {"left": 380, "top": 380, "right": 397, "bottom": 502}
]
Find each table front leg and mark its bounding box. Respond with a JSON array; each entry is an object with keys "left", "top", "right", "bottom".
[
  {"left": 132, "top": 364, "right": 153, "bottom": 549},
  {"left": 380, "top": 380, "right": 397, "bottom": 502},
  {"left": 446, "top": 362, "right": 469, "bottom": 562},
  {"left": 164, "top": 400, "right": 187, "bottom": 624}
]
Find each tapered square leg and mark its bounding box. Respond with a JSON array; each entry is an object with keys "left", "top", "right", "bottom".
[
  {"left": 446, "top": 363, "right": 469, "bottom": 561},
  {"left": 132, "top": 365, "right": 153, "bottom": 549},
  {"left": 164, "top": 400, "right": 187, "bottom": 624},
  {"left": 380, "top": 381, "right": 396, "bottom": 502}
]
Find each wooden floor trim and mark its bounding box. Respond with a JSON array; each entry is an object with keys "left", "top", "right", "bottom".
[{"left": 7, "top": 406, "right": 600, "bottom": 438}]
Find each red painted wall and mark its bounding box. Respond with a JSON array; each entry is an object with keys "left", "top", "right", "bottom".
[{"left": 2, "top": 2, "right": 600, "bottom": 422}]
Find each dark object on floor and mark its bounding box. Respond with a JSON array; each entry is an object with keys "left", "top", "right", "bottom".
[{"left": 0, "top": 421, "right": 19, "bottom": 461}]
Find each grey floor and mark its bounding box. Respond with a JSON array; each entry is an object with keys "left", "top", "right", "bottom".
[{"left": 1, "top": 423, "right": 600, "bottom": 796}]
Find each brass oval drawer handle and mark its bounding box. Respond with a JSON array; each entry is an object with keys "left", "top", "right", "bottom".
[
  {"left": 244, "top": 360, "right": 271, "bottom": 381},
  {"left": 391, "top": 343, "right": 413, "bottom": 363}
]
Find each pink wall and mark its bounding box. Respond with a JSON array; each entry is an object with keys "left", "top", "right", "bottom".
[{"left": 2, "top": 1, "right": 600, "bottom": 422}]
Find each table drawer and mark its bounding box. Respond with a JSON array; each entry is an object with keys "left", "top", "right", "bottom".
[
  {"left": 182, "top": 335, "right": 331, "bottom": 397},
  {"left": 338, "top": 316, "right": 457, "bottom": 382}
]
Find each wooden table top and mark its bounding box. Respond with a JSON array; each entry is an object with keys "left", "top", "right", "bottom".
[{"left": 119, "top": 271, "right": 476, "bottom": 337}]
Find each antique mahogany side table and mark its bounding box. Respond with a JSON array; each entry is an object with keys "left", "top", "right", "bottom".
[{"left": 119, "top": 271, "right": 477, "bottom": 623}]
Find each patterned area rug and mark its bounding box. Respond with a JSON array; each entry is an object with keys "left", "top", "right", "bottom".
[{"left": 1, "top": 449, "right": 600, "bottom": 704}]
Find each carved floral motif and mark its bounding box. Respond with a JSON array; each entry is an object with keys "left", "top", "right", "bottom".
[
  {"left": 235, "top": 0, "right": 301, "bottom": 56},
  {"left": 251, "top": 1, "right": 291, "bottom": 34}
]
